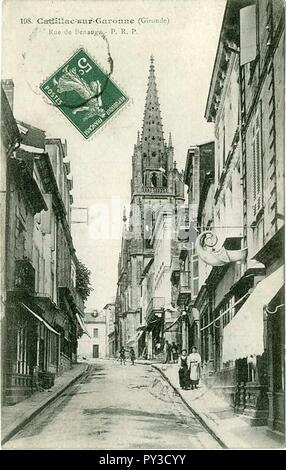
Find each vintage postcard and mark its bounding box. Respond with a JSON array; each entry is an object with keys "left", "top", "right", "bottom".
[{"left": 0, "top": 0, "right": 285, "bottom": 453}]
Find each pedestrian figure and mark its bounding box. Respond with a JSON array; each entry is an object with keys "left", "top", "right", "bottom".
[
  {"left": 130, "top": 347, "right": 136, "bottom": 365},
  {"left": 188, "top": 346, "right": 201, "bottom": 389},
  {"left": 171, "top": 342, "right": 178, "bottom": 363},
  {"left": 120, "top": 346, "right": 126, "bottom": 365},
  {"left": 178, "top": 349, "right": 190, "bottom": 390},
  {"left": 164, "top": 340, "right": 172, "bottom": 364}
]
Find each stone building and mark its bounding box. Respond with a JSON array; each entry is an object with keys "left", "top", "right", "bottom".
[
  {"left": 171, "top": 142, "right": 215, "bottom": 353},
  {"left": 103, "top": 301, "right": 116, "bottom": 357},
  {"left": 1, "top": 82, "right": 86, "bottom": 404},
  {"left": 78, "top": 311, "right": 107, "bottom": 359},
  {"left": 193, "top": 0, "right": 284, "bottom": 432},
  {"left": 1, "top": 82, "right": 21, "bottom": 403},
  {"left": 115, "top": 57, "right": 184, "bottom": 357}
]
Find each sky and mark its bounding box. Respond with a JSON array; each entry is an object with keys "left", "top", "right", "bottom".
[{"left": 2, "top": 0, "right": 226, "bottom": 310}]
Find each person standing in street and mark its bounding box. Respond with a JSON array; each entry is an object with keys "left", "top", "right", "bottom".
[
  {"left": 119, "top": 346, "right": 126, "bottom": 366},
  {"left": 129, "top": 347, "right": 136, "bottom": 365},
  {"left": 188, "top": 346, "right": 201, "bottom": 389},
  {"left": 171, "top": 342, "right": 178, "bottom": 363},
  {"left": 164, "top": 340, "right": 172, "bottom": 364},
  {"left": 177, "top": 349, "right": 190, "bottom": 390}
]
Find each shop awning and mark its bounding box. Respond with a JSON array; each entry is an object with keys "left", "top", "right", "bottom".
[
  {"left": 126, "top": 329, "right": 145, "bottom": 345},
  {"left": 21, "top": 303, "right": 60, "bottom": 336},
  {"left": 222, "top": 265, "right": 284, "bottom": 363},
  {"left": 76, "top": 313, "right": 91, "bottom": 338},
  {"left": 164, "top": 315, "right": 181, "bottom": 332}
]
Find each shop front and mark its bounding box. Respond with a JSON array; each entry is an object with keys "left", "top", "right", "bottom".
[
  {"left": 5, "top": 299, "right": 60, "bottom": 404},
  {"left": 222, "top": 265, "right": 284, "bottom": 427}
]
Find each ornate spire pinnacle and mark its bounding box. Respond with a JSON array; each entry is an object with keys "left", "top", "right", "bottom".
[
  {"left": 141, "top": 56, "right": 164, "bottom": 153},
  {"left": 137, "top": 130, "right": 140, "bottom": 145},
  {"left": 168, "top": 132, "right": 173, "bottom": 148},
  {"left": 123, "top": 206, "right": 127, "bottom": 223}
]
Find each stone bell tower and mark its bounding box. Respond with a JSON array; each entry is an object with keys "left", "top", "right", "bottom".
[
  {"left": 131, "top": 56, "right": 184, "bottom": 221},
  {"left": 120, "top": 57, "right": 184, "bottom": 353},
  {"left": 131, "top": 56, "right": 180, "bottom": 197}
]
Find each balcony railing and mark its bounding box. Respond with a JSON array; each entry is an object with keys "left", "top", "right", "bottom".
[
  {"left": 14, "top": 259, "right": 35, "bottom": 293},
  {"left": 177, "top": 271, "right": 192, "bottom": 306},
  {"left": 142, "top": 187, "right": 168, "bottom": 194}
]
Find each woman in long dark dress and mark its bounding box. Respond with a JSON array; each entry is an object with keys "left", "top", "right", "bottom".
[{"left": 177, "top": 349, "right": 190, "bottom": 390}]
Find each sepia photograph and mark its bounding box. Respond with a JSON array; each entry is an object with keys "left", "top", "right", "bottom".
[{"left": 0, "top": 0, "right": 285, "bottom": 453}]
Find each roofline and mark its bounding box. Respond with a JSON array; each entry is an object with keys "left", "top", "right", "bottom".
[
  {"left": 17, "top": 120, "right": 45, "bottom": 135},
  {"left": 1, "top": 86, "right": 21, "bottom": 146},
  {"left": 103, "top": 302, "right": 115, "bottom": 309},
  {"left": 204, "top": 0, "right": 252, "bottom": 122},
  {"left": 204, "top": 1, "right": 229, "bottom": 122}
]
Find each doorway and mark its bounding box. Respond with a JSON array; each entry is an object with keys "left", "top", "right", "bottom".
[{"left": 92, "top": 344, "right": 99, "bottom": 358}]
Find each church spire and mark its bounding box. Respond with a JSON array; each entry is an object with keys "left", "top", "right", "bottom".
[
  {"left": 168, "top": 132, "right": 173, "bottom": 148},
  {"left": 141, "top": 56, "right": 165, "bottom": 154}
]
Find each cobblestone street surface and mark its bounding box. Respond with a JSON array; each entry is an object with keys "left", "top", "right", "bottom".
[{"left": 3, "top": 361, "right": 221, "bottom": 450}]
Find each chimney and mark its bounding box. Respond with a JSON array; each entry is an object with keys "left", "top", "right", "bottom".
[{"left": 2, "top": 79, "right": 14, "bottom": 111}]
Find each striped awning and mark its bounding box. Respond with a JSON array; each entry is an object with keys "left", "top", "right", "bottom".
[
  {"left": 76, "top": 313, "right": 91, "bottom": 338},
  {"left": 222, "top": 266, "right": 284, "bottom": 363},
  {"left": 21, "top": 303, "right": 60, "bottom": 336},
  {"left": 126, "top": 329, "right": 145, "bottom": 345}
]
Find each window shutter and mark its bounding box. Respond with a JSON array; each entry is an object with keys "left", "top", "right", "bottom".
[
  {"left": 252, "top": 104, "right": 263, "bottom": 218},
  {"left": 252, "top": 138, "right": 257, "bottom": 209},
  {"left": 240, "top": 5, "right": 257, "bottom": 66}
]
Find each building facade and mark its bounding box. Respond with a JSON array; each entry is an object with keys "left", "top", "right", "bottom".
[
  {"left": 191, "top": 0, "right": 284, "bottom": 432},
  {"left": 78, "top": 311, "right": 107, "bottom": 359},
  {"left": 171, "top": 142, "right": 215, "bottom": 354},
  {"left": 1, "top": 82, "right": 21, "bottom": 404},
  {"left": 1, "top": 82, "right": 87, "bottom": 404}
]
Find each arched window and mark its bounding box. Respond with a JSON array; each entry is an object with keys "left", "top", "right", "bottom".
[
  {"left": 151, "top": 172, "right": 157, "bottom": 187},
  {"left": 144, "top": 207, "right": 155, "bottom": 249}
]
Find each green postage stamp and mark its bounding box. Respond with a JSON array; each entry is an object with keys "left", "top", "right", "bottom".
[{"left": 40, "top": 48, "right": 128, "bottom": 139}]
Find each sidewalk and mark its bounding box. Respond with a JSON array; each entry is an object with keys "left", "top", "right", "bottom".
[
  {"left": 1, "top": 362, "right": 88, "bottom": 445},
  {"left": 151, "top": 363, "right": 285, "bottom": 449}
]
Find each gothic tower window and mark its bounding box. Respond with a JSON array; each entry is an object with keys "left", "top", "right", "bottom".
[
  {"left": 151, "top": 172, "right": 158, "bottom": 187},
  {"left": 144, "top": 207, "right": 156, "bottom": 248}
]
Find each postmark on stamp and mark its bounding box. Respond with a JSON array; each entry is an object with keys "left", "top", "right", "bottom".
[{"left": 40, "top": 48, "right": 128, "bottom": 139}]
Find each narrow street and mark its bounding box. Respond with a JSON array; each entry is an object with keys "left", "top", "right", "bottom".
[{"left": 4, "top": 361, "right": 221, "bottom": 450}]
